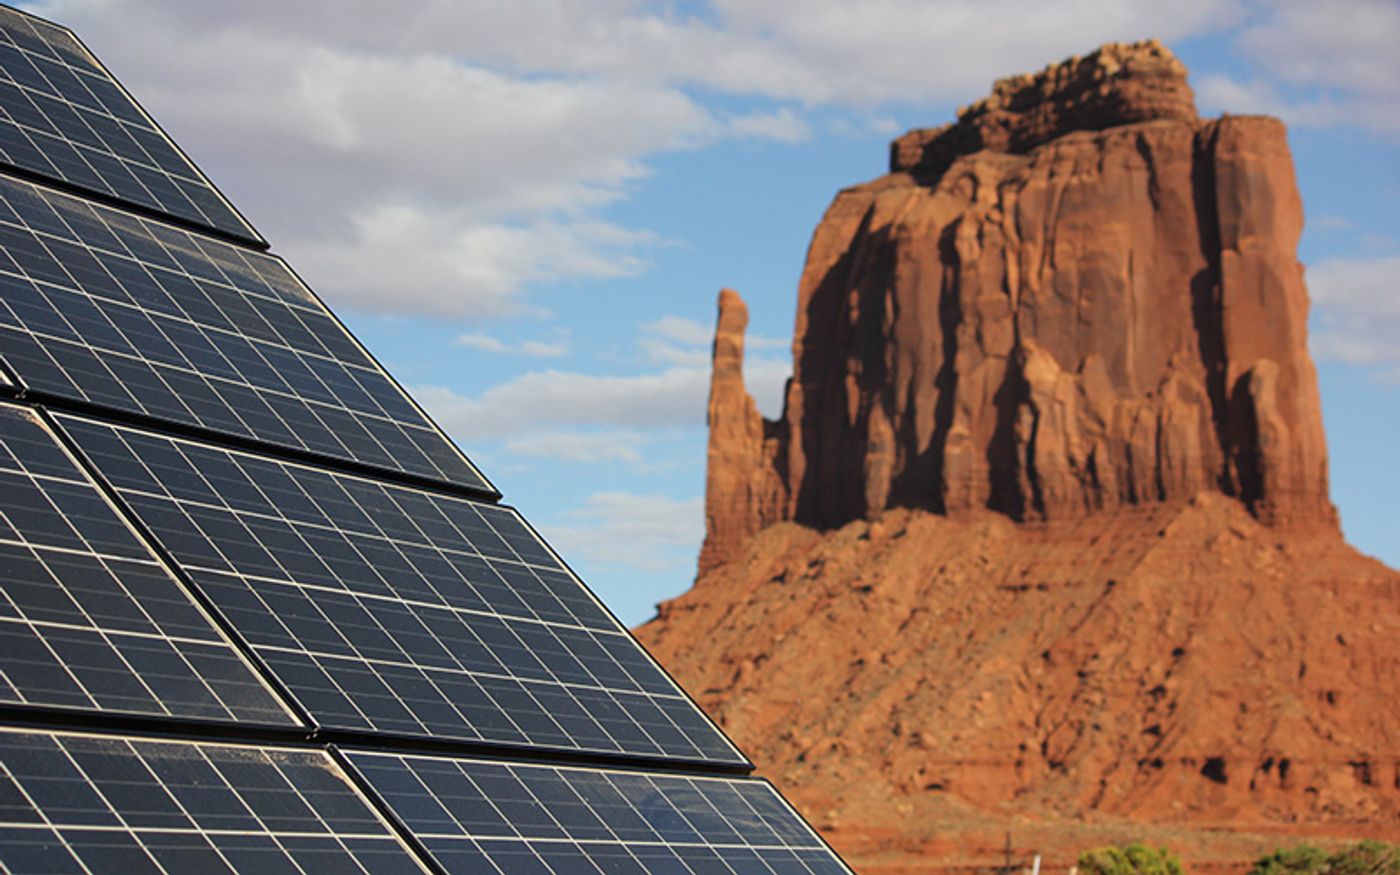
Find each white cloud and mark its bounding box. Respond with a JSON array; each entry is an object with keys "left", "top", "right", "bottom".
[
  {"left": 292, "top": 206, "right": 655, "bottom": 317},
  {"left": 504, "top": 430, "right": 647, "bottom": 463},
  {"left": 642, "top": 315, "right": 713, "bottom": 346},
  {"left": 457, "top": 331, "right": 570, "bottom": 358},
  {"left": 638, "top": 313, "right": 788, "bottom": 366},
  {"left": 542, "top": 492, "right": 703, "bottom": 573},
  {"left": 639, "top": 315, "right": 712, "bottom": 366},
  {"left": 417, "top": 354, "right": 792, "bottom": 439},
  {"left": 455, "top": 333, "right": 511, "bottom": 354},
  {"left": 1194, "top": 74, "right": 1382, "bottom": 134},
  {"left": 44, "top": 0, "right": 1395, "bottom": 325},
  {"left": 28, "top": 1, "right": 783, "bottom": 318},
  {"left": 690, "top": 0, "right": 1237, "bottom": 104},
  {"left": 45, "top": 0, "right": 1393, "bottom": 326},
  {"left": 826, "top": 114, "right": 903, "bottom": 138},
  {"left": 1312, "top": 214, "right": 1355, "bottom": 232},
  {"left": 725, "top": 108, "right": 811, "bottom": 142},
  {"left": 415, "top": 366, "right": 713, "bottom": 440},
  {"left": 1214, "top": 0, "right": 1400, "bottom": 137},
  {"left": 46, "top": 0, "right": 1235, "bottom": 105},
  {"left": 1236, "top": 0, "right": 1400, "bottom": 95},
  {"left": 1195, "top": 75, "right": 1293, "bottom": 118},
  {"left": 639, "top": 339, "right": 710, "bottom": 367},
  {"left": 1308, "top": 255, "right": 1400, "bottom": 381}
]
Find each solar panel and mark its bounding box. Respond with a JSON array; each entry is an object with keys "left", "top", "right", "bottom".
[
  {"left": 0, "top": 174, "right": 493, "bottom": 493},
  {"left": 0, "top": 6, "right": 261, "bottom": 245},
  {"left": 58, "top": 413, "right": 744, "bottom": 766},
  {"left": 0, "top": 728, "right": 428, "bottom": 874},
  {"left": 346, "top": 751, "right": 853, "bottom": 875},
  {"left": 0, "top": 7, "right": 852, "bottom": 873},
  {"left": 0, "top": 401, "right": 296, "bottom": 727}
]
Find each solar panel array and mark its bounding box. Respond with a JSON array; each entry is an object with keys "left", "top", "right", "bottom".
[{"left": 0, "top": 5, "right": 853, "bottom": 874}]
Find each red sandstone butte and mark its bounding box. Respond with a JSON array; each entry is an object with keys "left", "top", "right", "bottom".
[{"left": 639, "top": 40, "right": 1399, "bottom": 874}]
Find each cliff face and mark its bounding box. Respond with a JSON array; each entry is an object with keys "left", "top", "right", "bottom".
[
  {"left": 645, "top": 40, "right": 1400, "bottom": 874},
  {"left": 700, "top": 39, "right": 1333, "bottom": 571}
]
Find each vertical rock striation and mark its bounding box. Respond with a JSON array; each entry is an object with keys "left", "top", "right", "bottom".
[{"left": 701, "top": 40, "right": 1334, "bottom": 569}]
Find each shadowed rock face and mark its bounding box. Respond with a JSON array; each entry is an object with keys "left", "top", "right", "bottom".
[{"left": 700, "top": 39, "right": 1333, "bottom": 572}]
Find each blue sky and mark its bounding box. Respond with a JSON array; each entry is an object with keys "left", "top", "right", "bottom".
[{"left": 32, "top": 0, "right": 1399, "bottom": 625}]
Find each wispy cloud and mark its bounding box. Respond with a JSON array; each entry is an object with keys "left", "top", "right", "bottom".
[
  {"left": 725, "top": 108, "right": 811, "bottom": 142},
  {"left": 542, "top": 492, "right": 703, "bottom": 574},
  {"left": 504, "top": 430, "right": 647, "bottom": 464},
  {"left": 416, "top": 366, "right": 713, "bottom": 439},
  {"left": 457, "top": 331, "right": 570, "bottom": 358},
  {"left": 1198, "top": 0, "right": 1400, "bottom": 138},
  {"left": 414, "top": 315, "right": 792, "bottom": 451},
  {"left": 641, "top": 315, "right": 714, "bottom": 347},
  {"left": 638, "top": 313, "right": 788, "bottom": 367},
  {"left": 1308, "top": 254, "right": 1400, "bottom": 382}
]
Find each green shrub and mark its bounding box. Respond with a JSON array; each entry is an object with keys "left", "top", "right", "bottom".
[
  {"left": 1251, "top": 845, "right": 1329, "bottom": 875},
  {"left": 1330, "top": 842, "right": 1400, "bottom": 875},
  {"left": 1248, "top": 842, "right": 1400, "bottom": 875},
  {"left": 1077, "top": 844, "right": 1183, "bottom": 875}
]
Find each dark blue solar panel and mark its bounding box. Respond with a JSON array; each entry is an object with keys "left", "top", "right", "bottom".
[
  {"left": 0, "top": 5, "right": 261, "bottom": 244},
  {"left": 59, "top": 414, "right": 743, "bottom": 765},
  {"left": 0, "top": 729, "right": 427, "bottom": 874},
  {"left": 0, "top": 175, "right": 492, "bottom": 492},
  {"left": 347, "top": 751, "right": 853, "bottom": 875},
  {"left": 0, "top": 401, "right": 296, "bottom": 726}
]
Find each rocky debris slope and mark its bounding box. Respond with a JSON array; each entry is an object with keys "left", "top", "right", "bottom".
[
  {"left": 645, "top": 503, "right": 1400, "bottom": 872},
  {"left": 698, "top": 39, "right": 1332, "bottom": 572},
  {"left": 647, "top": 40, "right": 1400, "bottom": 873}
]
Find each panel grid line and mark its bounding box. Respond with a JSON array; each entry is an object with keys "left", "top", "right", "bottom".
[{"left": 35, "top": 404, "right": 322, "bottom": 736}]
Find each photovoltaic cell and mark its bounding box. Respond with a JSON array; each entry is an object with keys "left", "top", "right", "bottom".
[
  {"left": 0, "top": 175, "right": 492, "bottom": 492},
  {"left": 0, "top": 729, "right": 427, "bottom": 874},
  {"left": 0, "top": 6, "right": 261, "bottom": 244},
  {"left": 346, "top": 751, "right": 852, "bottom": 875},
  {"left": 59, "top": 414, "right": 743, "bottom": 766},
  {"left": 0, "top": 402, "right": 295, "bottom": 726}
]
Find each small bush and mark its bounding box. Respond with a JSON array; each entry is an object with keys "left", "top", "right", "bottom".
[
  {"left": 1248, "top": 842, "right": 1400, "bottom": 875},
  {"left": 1251, "top": 845, "right": 1329, "bottom": 875},
  {"left": 1077, "top": 844, "right": 1183, "bottom": 875}
]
